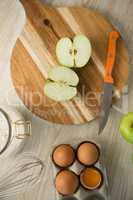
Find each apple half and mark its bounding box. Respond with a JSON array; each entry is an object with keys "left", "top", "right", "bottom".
[
  {"left": 44, "top": 66, "right": 79, "bottom": 101},
  {"left": 56, "top": 34, "right": 92, "bottom": 68}
]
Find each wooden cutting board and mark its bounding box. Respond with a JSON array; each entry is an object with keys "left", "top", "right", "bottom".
[{"left": 11, "top": 0, "right": 129, "bottom": 125}]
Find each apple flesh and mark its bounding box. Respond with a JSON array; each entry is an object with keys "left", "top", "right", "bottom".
[
  {"left": 44, "top": 82, "right": 77, "bottom": 102},
  {"left": 44, "top": 66, "right": 79, "bottom": 101},
  {"left": 48, "top": 66, "right": 79, "bottom": 86},
  {"left": 56, "top": 38, "right": 74, "bottom": 67},
  {"left": 56, "top": 34, "right": 92, "bottom": 68},
  {"left": 119, "top": 112, "right": 133, "bottom": 144}
]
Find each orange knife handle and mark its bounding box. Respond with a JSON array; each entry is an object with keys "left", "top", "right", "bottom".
[{"left": 104, "top": 30, "right": 120, "bottom": 84}]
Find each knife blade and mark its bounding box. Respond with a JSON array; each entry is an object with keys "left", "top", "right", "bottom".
[{"left": 98, "top": 30, "right": 120, "bottom": 135}]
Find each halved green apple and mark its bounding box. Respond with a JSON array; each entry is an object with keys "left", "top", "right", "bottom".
[
  {"left": 44, "top": 82, "right": 77, "bottom": 102},
  {"left": 48, "top": 66, "right": 79, "bottom": 86},
  {"left": 56, "top": 34, "right": 92, "bottom": 68},
  {"left": 44, "top": 66, "right": 79, "bottom": 101}
]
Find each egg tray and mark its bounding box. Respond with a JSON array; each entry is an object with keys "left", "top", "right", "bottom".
[{"left": 49, "top": 138, "right": 110, "bottom": 200}]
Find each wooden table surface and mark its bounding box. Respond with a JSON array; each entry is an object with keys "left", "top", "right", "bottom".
[{"left": 0, "top": 0, "right": 133, "bottom": 199}]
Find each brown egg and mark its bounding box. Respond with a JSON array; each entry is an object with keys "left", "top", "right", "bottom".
[
  {"left": 80, "top": 167, "right": 103, "bottom": 190},
  {"left": 55, "top": 170, "right": 79, "bottom": 195},
  {"left": 52, "top": 144, "right": 75, "bottom": 167},
  {"left": 77, "top": 142, "right": 100, "bottom": 166}
]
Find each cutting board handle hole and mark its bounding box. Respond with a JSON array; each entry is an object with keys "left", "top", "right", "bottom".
[{"left": 43, "top": 19, "right": 51, "bottom": 26}]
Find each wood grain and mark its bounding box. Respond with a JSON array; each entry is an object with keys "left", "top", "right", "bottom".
[{"left": 11, "top": 0, "right": 129, "bottom": 125}]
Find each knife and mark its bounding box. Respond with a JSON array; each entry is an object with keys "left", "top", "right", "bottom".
[{"left": 98, "top": 30, "right": 120, "bottom": 135}]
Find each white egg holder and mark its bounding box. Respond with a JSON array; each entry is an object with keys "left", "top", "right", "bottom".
[{"left": 49, "top": 139, "right": 110, "bottom": 200}]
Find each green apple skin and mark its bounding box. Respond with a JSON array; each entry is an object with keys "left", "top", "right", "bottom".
[{"left": 120, "top": 112, "right": 133, "bottom": 144}]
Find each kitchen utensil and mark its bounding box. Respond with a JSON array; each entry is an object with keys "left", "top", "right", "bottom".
[
  {"left": 0, "top": 153, "right": 44, "bottom": 199},
  {"left": 0, "top": 105, "right": 31, "bottom": 158},
  {"left": 11, "top": 0, "right": 129, "bottom": 125},
  {"left": 99, "top": 31, "right": 120, "bottom": 135}
]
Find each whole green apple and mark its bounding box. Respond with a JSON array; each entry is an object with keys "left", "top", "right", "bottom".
[{"left": 120, "top": 112, "right": 133, "bottom": 144}]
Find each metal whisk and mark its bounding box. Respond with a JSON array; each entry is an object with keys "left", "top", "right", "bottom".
[{"left": 0, "top": 153, "right": 45, "bottom": 199}]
